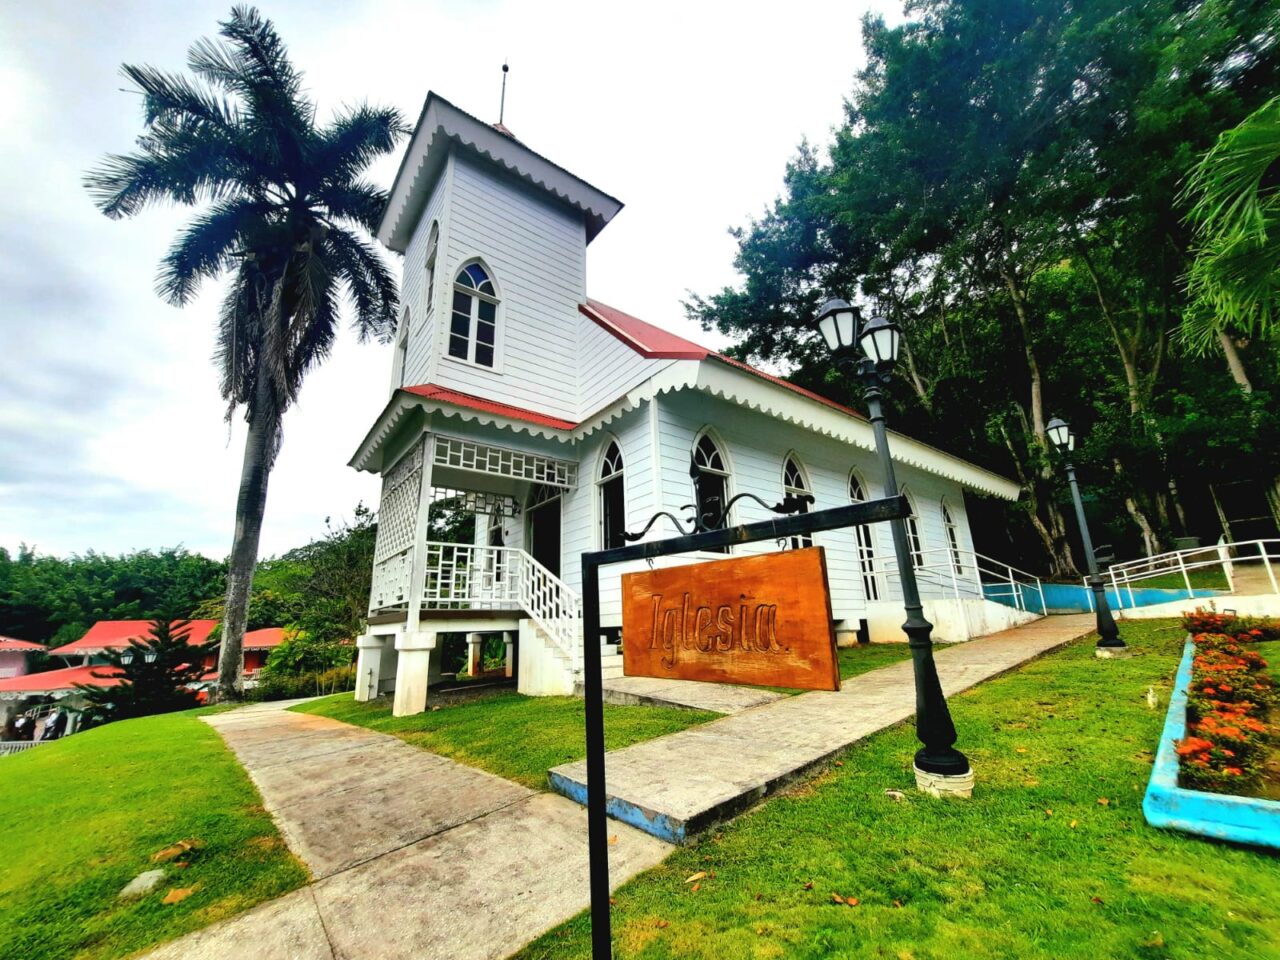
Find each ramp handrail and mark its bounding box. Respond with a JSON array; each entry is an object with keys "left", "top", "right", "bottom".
[{"left": 1098, "top": 538, "right": 1280, "bottom": 609}]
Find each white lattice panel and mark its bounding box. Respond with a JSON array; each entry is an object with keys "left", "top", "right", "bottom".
[
  {"left": 433, "top": 436, "right": 577, "bottom": 488},
  {"left": 369, "top": 549, "right": 413, "bottom": 612},
  {"left": 374, "top": 440, "right": 424, "bottom": 563}
]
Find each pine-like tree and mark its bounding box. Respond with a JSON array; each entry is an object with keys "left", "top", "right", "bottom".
[{"left": 76, "top": 620, "right": 217, "bottom": 724}]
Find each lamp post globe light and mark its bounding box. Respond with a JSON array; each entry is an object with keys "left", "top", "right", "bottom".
[
  {"left": 1046, "top": 416, "right": 1127, "bottom": 658},
  {"left": 814, "top": 297, "right": 974, "bottom": 797}
]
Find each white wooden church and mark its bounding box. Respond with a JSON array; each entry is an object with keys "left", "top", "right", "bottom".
[{"left": 352, "top": 94, "right": 1034, "bottom": 716}]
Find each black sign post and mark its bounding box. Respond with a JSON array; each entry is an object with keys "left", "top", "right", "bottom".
[{"left": 579, "top": 494, "right": 910, "bottom": 960}]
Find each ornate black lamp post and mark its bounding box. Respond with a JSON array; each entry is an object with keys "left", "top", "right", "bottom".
[
  {"left": 816, "top": 298, "right": 973, "bottom": 795},
  {"left": 1046, "top": 417, "right": 1127, "bottom": 657}
]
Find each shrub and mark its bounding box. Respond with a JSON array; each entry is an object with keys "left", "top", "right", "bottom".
[
  {"left": 251, "top": 665, "right": 356, "bottom": 701},
  {"left": 1176, "top": 610, "right": 1276, "bottom": 793}
]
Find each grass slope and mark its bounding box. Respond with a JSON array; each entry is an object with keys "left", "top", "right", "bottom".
[
  {"left": 516, "top": 620, "right": 1280, "bottom": 960},
  {"left": 293, "top": 691, "right": 716, "bottom": 789},
  {"left": 0, "top": 708, "right": 306, "bottom": 960}
]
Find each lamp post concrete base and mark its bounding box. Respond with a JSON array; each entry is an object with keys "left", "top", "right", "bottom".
[
  {"left": 914, "top": 764, "right": 975, "bottom": 798},
  {"left": 1095, "top": 645, "right": 1134, "bottom": 660}
]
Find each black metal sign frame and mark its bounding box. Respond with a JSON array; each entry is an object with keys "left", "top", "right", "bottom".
[{"left": 578, "top": 494, "right": 909, "bottom": 960}]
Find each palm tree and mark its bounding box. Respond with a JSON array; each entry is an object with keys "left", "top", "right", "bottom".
[
  {"left": 1182, "top": 96, "right": 1280, "bottom": 366},
  {"left": 86, "top": 6, "right": 406, "bottom": 697}
]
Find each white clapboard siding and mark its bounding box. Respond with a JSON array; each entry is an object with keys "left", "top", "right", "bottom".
[
  {"left": 575, "top": 311, "right": 674, "bottom": 418},
  {"left": 422, "top": 154, "right": 588, "bottom": 421},
  {"left": 400, "top": 163, "right": 450, "bottom": 390}
]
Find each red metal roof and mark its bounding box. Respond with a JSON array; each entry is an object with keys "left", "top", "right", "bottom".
[
  {"left": 584, "top": 299, "right": 865, "bottom": 421},
  {"left": 0, "top": 663, "right": 125, "bottom": 694},
  {"left": 244, "top": 627, "right": 289, "bottom": 650},
  {"left": 48, "top": 620, "right": 219, "bottom": 657},
  {"left": 581, "top": 300, "right": 710, "bottom": 359},
  {"left": 0, "top": 637, "right": 45, "bottom": 652},
  {"left": 402, "top": 384, "right": 577, "bottom": 431}
]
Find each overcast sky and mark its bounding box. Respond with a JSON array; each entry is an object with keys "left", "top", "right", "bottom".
[{"left": 0, "top": 0, "right": 896, "bottom": 561}]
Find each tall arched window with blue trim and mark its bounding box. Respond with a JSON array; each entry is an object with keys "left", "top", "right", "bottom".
[{"left": 449, "top": 262, "right": 498, "bottom": 367}]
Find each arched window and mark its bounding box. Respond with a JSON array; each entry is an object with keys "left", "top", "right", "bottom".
[
  {"left": 449, "top": 262, "right": 498, "bottom": 367},
  {"left": 783, "top": 455, "right": 813, "bottom": 548},
  {"left": 598, "top": 440, "right": 626, "bottom": 549},
  {"left": 942, "top": 498, "right": 963, "bottom": 575},
  {"left": 394, "top": 308, "right": 411, "bottom": 388},
  {"left": 424, "top": 224, "right": 439, "bottom": 314},
  {"left": 901, "top": 486, "right": 924, "bottom": 569},
  {"left": 849, "top": 472, "right": 881, "bottom": 601},
  {"left": 693, "top": 432, "right": 731, "bottom": 553}
]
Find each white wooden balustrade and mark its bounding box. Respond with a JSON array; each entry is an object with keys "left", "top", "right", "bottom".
[{"left": 418, "top": 542, "right": 583, "bottom": 670}]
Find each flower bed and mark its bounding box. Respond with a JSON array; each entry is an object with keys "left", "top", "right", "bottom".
[
  {"left": 1142, "top": 609, "right": 1280, "bottom": 848},
  {"left": 1176, "top": 610, "right": 1277, "bottom": 793}
]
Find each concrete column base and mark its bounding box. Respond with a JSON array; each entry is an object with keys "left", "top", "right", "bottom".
[
  {"left": 1095, "top": 645, "right": 1133, "bottom": 659},
  {"left": 393, "top": 648, "right": 433, "bottom": 717},
  {"left": 914, "top": 764, "right": 975, "bottom": 798}
]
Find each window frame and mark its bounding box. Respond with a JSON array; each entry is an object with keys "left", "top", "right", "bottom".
[
  {"left": 900, "top": 485, "right": 925, "bottom": 570},
  {"left": 445, "top": 259, "right": 502, "bottom": 371},
  {"left": 692, "top": 429, "right": 733, "bottom": 554},
  {"left": 849, "top": 470, "right": 881, "bottom": 601},
  {"left": 782, "top": 453, "right": 813, "bottom": 549},
  {"left": 597, "top": 438, "right": 627, "bottom": 550}
]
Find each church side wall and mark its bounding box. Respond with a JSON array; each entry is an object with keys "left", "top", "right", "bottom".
[
  {"left": 650, "top": 391, "right": 979, "bottom": 628},
  {"left": 400, "top": 160, "right": 450, "bottom": 389},
  {"left": 429, "top": 153, "right": 587, "bottom": 421}
]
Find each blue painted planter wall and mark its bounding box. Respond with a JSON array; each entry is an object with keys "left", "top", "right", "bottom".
[{"left": 1141, "top": 638, "right": 1280, "bottom": 849}]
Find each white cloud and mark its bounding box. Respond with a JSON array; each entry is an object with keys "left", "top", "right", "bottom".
[{"left": 0, "top": 0, "right": 895, "bottom": 559}]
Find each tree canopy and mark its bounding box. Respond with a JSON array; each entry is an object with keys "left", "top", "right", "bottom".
[{"left": 689, "top": 0, "right": 1280, "bottom": 574}]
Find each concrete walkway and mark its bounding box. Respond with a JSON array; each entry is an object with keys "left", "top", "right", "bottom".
[
  {"left": 143, "top": 702, "right": 670, "bottom": 960},
  {"left": 550, "top": 614, "right": 1095, "bottom": 843}
]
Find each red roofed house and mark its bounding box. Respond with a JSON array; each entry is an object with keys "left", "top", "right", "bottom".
[
  {"left": 0, "top": 636, "right": 45, "bottom": 680},
  {"left": 350, "top": 93, "right": 1033, "bottom": 717},
  {"left": 47, "top": 619, "right": 220, "bottom": 664}
]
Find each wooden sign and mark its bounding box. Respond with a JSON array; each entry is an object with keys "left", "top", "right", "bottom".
[{"left": 621, "top": 547, "right": 839, "bottom": 691}]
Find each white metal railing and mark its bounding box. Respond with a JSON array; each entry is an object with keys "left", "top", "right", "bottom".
[
  {"left": 1097, "top": 538, "right": 1280, "bottom": 610},
  {"left": 420, "top": 542, "right": 583, "bottom": 670},
  {"left": 880, "top": 545, "right": 1046, "bottom": 615}
]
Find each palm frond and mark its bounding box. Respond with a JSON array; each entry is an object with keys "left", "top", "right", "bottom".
[
  {"left": 326, "top": 227, "right": 399, "bottom": 342},
  {"left": 315, "top": 104, "right": 408, "bottom": 190},
  {"left": 158, "top": 197, "right": 271, "bottom": 305},
  {"left": 315, "top": 180, "right": 389, "bottom": 231}
]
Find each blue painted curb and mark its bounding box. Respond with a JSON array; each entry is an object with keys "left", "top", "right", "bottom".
[
  {"left": 1142, "top": 638, "right": 1280, "bottom": 849},
  {"left": 547, "top": 770, "right": 687, "bottom": 845}
]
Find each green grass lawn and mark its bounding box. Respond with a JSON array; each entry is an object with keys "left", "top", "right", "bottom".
[
  {"left": 839, "top": 642, "right": 913, "bottom": 680},
  {"left": 1124, "top": 566, "right": 1229, "bottom": 591},
  {"left": 0, "top": 708, "right": 307, "bottom": 960},
  {"left": 292, "top": 691, "right": 716, "bottom": 789},
  {"left": 514, "top": 619, "right": 1280, "bottom": 960}
]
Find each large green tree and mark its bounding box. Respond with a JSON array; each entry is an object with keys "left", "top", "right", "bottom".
[
  {"left": 86, "top": 7, "right": 405, "bottom": 696},
  {"left": 689, "top": 0, "right": 1280, "bottom": 573}
]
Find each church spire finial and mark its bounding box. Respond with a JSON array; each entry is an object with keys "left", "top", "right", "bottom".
[{"left": 499, "top": 61, "right": 509, "bottom": 125}]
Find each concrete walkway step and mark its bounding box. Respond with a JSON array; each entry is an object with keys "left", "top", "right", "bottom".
[
  {"left": 550, "top": 614, "right": 1094, "bottom": 844},
  {"left": 577, "top": 675, "right": 788, "bottom": 714}
]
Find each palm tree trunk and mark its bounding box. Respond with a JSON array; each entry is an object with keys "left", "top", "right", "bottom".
[{"left": 217, "top": 376, "right": 279, "bottom": 698}]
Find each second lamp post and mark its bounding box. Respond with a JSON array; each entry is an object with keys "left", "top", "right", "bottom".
[
  {"left": 816, "top": 298, "right": 973, "bottom": 796},
  {"left": 1046, "top": 417, "right": 1127, "bottom": 657}
]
